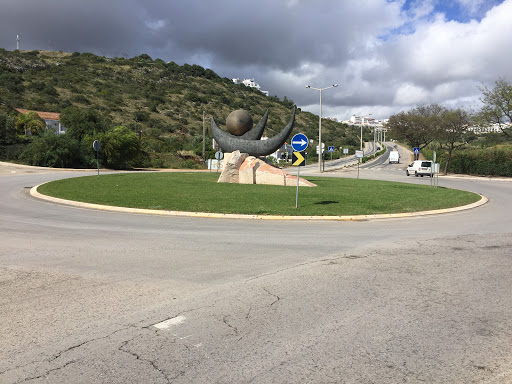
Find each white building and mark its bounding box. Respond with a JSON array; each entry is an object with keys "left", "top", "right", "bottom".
[
  {"left": 232, "top": 78, "right": 269, "bottom": 96},
  {"left": 467, "top": 123, "right": 510, "bottom": 134},
  {"left": 15, "top": 108, "right": 66, "bottom": 134},
  {"left": 344, "top": 115, "right": 384, "bottom": 128}
]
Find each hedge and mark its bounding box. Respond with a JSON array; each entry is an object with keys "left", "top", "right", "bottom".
[{"left": 447, "top": 148, "right": 512, "bottom": 176}]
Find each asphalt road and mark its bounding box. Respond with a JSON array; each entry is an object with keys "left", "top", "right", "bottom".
[{"left": 1, "top": 159, "right": 512, "bottom": 383}]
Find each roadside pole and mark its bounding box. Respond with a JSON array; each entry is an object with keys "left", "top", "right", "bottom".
[
  {"left": 431, "top": 151, "right": 434, "bottom": 187},
  {"left": 93, "top": 140, "right": 101, "bottom": 176},
  {"left": 431, "top": 151, "right": 437, "bottom": 188},
  {"left": 355, "top": 150, "right": 363, "bottom": 180},
  {"left": 215, "top": 151, "right": 223, "bottom": 173},
  {"left": 291, "top": 133, "right": 309, "bottom": 209},
  {"left": 296, "top": 165, "right": 300, "bottom": 209}
]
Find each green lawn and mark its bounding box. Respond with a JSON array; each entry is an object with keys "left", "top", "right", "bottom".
[{"left": 37, "top": 172, "right": 481, "bottom": 216}]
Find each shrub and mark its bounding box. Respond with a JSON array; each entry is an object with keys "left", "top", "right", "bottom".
[
  {"left": 448, "top": 148, "right": 512, "bottom": 176},
  {"left": 19, "top": 131, "right": 82, "bottom": 168}
]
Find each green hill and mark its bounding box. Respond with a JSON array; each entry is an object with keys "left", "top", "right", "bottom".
[{"left": 0, "top": 48, "right": 359, "bottom": 168}]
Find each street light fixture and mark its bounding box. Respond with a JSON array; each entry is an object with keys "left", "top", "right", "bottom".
[{"left": 305, "top": 84, "right": 338, "bottom": 172}]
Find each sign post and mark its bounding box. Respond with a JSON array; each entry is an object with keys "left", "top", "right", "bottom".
[
  {"left": 291, "top": 134, "right": 309, "bottom": 209},
  {"left": 355, "top": 150, "right": 364, "bottom": 179},
  {"left": 92, "top": 140, "right": 101, "bottom": 176},
  {"left": 413, "top": 147, "right": 420, "bottom": 160},
  {"left": 328, "top": 146, "right": 334, "bottom": 160},
  {"left": 215, "top": 151, "right": 223, "bottom": 173},
  {"left": 431, "top": 151, "right": 436, "bottom": 187}
]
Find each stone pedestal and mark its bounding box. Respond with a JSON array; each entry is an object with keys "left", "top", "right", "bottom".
[{"left": 218, "top": 152, "right": 316, "bottom": 187}]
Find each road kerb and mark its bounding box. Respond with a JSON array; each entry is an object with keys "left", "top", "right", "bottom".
[{"left": 31, "top": 184, "right": 488, "bottom": 221}]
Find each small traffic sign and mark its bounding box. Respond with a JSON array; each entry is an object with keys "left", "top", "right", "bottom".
[
  {"left": 355, "top": 150, "right": 364, "bottom": 158},
  {"left": 413, "top": 147, "right": 420, "bottom": 155},
  {"left": 343, "top": 148, "right": 349, "bottom": 154},
  {"left": 291, "top": 133, "right": 309, "bottom": 152},
  {"left": 215, "top": 151, "right": 224, "bottom": 160},
  {"left": 328, "top": 146, "right": 335, "bottom": 152},
  {"left": 292, "top": 151, "right": 306, "bottom": 166}
]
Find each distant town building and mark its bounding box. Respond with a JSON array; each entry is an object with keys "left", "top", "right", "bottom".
[
  {"left": 467, "top": 123, "right": 510, "bottom": 134},
  {"left": 15, "top": 108, "right": 66, "bottom": 134},
  {"left": 232, "top": 78, "right": 269, "bottom": 96},
  {"left": 343, "top": 115, "right": 385, "bottom": 128}
]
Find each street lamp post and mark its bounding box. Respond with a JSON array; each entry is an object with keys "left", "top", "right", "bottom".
[
  {"left": 306, "top": 84, "right": 338, "bottom": 172},
  {"left": 359, "top": 113, "right": 371, "bottom": 152}
]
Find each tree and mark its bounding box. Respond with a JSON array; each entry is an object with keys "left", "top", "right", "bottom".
[
  {"left": 15, "top": 111, "right": 46, "bottom": 136},
  {"left": 0, "top": 111, "right": 16, "bottom": 144},
  {"left": 386, "top": 104, "right": 443, "bottom": 158},
  {"left": 477, "top": 77, "right": 512, "bottom": 137},
  {"left": 19, "top": 130, "right": 81, "bottom": 168},
  {"left": 438, "top": 108, "right": 473, "bottom": 174},
  {"left": 95, "top": 125, "right": 141, "bottom": 169},
  {"left": 60, "top": 107, "right": 110, "bottom": 141}
]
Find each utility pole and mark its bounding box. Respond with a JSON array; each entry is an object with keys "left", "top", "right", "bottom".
[{"left": 202, "top": 111, "right": 206, "bottom": 164}]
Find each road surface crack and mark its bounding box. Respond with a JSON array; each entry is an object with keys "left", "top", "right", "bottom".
[
  {"left": 118, "top": 337, "right": 172, "bottom": 384},
  {"left": 263, "top": 287, "right": 281, "bottom": 306},
  {"left": 49, "top": 325, "right": 135, "bottom": 362},
  {"left": 15, "top": 360, "right": 78, "bottom": 383},
  {"left": 1, "top": 325, "right": 137, "bottom": 381},
  {"left": 243, "top": 255, "right": 352, "bottom": 284},
  {"left": 222, "top": 315, "right": 241, "bottom": 339}
]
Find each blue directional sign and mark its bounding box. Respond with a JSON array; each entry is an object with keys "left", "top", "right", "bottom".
[
  {"left": 291, "top": 133, "right": 309, "bottom": 152},
  {"left": 328, "top": 146, "right": 335, "bottom": 152},
  {"left": 413, "top": 147, "right": 420, "bottom": 155}
]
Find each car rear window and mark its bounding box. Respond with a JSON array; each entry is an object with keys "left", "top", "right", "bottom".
[{"left": 421, "top": 162, "right": 431, "bottom": 167}]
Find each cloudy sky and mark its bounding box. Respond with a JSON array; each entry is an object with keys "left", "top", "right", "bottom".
[{"left": 1, "top": 0, "right": 511, "bottom": 121}]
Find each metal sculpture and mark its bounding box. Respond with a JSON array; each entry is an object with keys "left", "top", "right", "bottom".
[{"left": 211, "top": 108, "right": 295, "bottom": 157}]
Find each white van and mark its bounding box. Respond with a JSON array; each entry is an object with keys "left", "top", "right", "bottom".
[
  {"left": 406, "top": 160, "right": 433, "bottom": 177},
  {"left": 389, "top": 150, "right": 400, "bottom": 164}
]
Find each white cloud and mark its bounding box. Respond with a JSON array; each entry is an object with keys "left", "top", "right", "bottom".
[
  {"left": 455, "top": 0, "right": 486, "bottom": 15},
  {"left": 393, "top": 83, "right": 429, "bottom": 105},
  {"left": 145, "top": 19, "right": 166, "bottom": 31},
  {"left": 0, "top": 0, "right": 510, "bottom": 121}
]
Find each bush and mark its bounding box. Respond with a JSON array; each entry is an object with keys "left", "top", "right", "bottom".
[
  {"left": 94, "top": 125, "right": 141, "bottom": 169},
  {"left": 448, "top": 148, "right": 512, "bottom": 176},
  {"left": 0, "top": 144, "right": 26, "bottom": 161},
  {"left": 19, "top": 131, "right": 82, "bottom": 168}
]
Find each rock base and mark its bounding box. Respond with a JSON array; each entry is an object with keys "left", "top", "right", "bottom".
[{"left": 218, "top": 151, "right": 316, "bottom": 187}]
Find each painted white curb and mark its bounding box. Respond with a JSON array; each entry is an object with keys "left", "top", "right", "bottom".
[{"left": 31, "top": 183, "right": 488, "bottom": 221}]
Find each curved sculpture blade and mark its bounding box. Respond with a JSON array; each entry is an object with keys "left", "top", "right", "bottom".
[
  {"left": 240, "top": 109, "right": 268, "bottom": 140},
  {"left": 212, "top": 108, "right": 295, "bottom": 157}
]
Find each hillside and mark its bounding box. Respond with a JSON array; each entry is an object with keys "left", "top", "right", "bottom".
[{"left": 0, "top": 48, "right": 358, "bottom": 167}]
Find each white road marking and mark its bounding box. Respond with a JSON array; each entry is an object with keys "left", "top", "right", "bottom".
[
  {"left": 153, "top": 315, "right": 186, "bottom": 329},
  {"left": 174, "top": 334, "right": 192, "bottom": 340}
]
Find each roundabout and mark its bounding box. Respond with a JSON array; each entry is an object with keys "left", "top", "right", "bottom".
[
  {"left": 1, "top": 160, "right": 512, "bottom": 383},
  {"left": 30, "top": 181, "right": 488, "bottom": 221}
]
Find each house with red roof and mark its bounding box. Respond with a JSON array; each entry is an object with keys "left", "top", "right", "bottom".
[{"left": 15, "top": 108, "right": 66, "bottom": 135}]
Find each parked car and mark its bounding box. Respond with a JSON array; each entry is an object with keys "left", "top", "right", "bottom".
[{"left": 406, "top": 160, "right": 433, "bottom": 177}]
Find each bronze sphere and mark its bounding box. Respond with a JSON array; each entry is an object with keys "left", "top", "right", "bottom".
[{"left": 226, "top": 110, "right": 253, "bottom": 136}]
